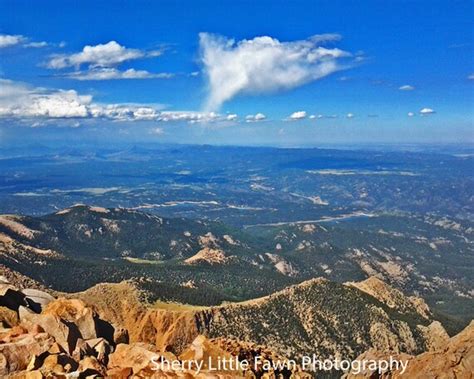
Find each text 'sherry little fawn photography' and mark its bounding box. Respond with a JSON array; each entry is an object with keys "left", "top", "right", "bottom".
[{"left": 0, "top": 0, "right": 473, "bottom": 378}]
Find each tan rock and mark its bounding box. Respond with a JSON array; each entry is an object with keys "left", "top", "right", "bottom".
[
  {"left": 417, "top": 321, "right": 450, "bottom": 351},
  {"left": 71, "top": 338, "right": 94, "bottom": 362},
  {"left": 180, "top": 335, "right": 242, "bottom": 375},
  {"left": 0, "top": 332, "right": 54, "bottom": 375},
  {"left": 0, "top": 305, "right": 19, "bottom": 327},
  {"left": 20, "top": 308, "right": 79, "bottom": 354},
  {"left": 345, "top": 321, "right": 474, "bottom": 378},
  {"left": 346, "top": 276, "right": 431, "bottom": 319},
  {"left": 47, "top": 342, "right": 66, "bottom": 355},
  {"left": 8, "top": 370, "right": 44, "bottom": 378},
  {"left": 78, "top": 355, "right": 106, "bottom": 376},
  {"left": 43, "top": 298, "right": 97, "bottom": 340},
  {"left": 106, "top": 366, "right": 132, "bottom": 378},
  {"left": 113, "top": 326, "right": 129, "bottom": 345},
  {"left": 107, "top": 343, "right": 160, "bottom": 375},
  {"left": 41, "top": 353, "right": 78, "bottom": 373}
]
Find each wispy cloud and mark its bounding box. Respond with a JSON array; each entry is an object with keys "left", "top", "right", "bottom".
[
  {"left": 0, "top": 34, "right": 26, "bottom": 48},
  {"left": 0, "top": 34, "right": 50, "bottom": 49},
  {"left": 59, "top": 68, "right": 173, "bottom": 81},
  {"left": 199, "top": 33, "right": 354, "bottom": 110},
  {"left": 399, "top": 84, "right": 415, "bottom": 91}
]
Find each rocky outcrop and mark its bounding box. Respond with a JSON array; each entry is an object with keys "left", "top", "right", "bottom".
[
  {"left": 346, "top": 276, "right": 432, "bottom": 319},
  {"left": 0, "top": 277, "right": 308, "bottom": 378},
  {"left": 344, "top": 321, "right": 474, "bottom": 378},
  {"left": 184, "top": 247, "right": 232, "bottom": 265}
]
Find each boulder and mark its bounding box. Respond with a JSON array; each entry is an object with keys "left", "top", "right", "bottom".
[
  {"left": 85, "top": 337, "right": 112, "bottom": 365},
  {"left": 43, "top": 298, "right": 98, "bottom": 341},
  {"left": 21, "top": 289, "right": 54, "bottom": 313},
  {"left": 0, "top": 332, "right": 54, "bottom": 375},
  {"left": 107, "top": 343, "right": 160, "bottom": 375},
  {"left": 113, "top": 326, "right": 129, "bottom": 345},
  {"left": 19, "top": 306, "right": 80, "bottom": 354},
  {"left": 8, "top": 370, "right": 44, "bottom": 379},
  {"left": 71, "top": 338, "right": 94, "bottom": 362},
  {"left": 78, "top": 356, "right": 106, "bottom": 377},
  {"left": 0, "top": 305, "right": 19, "bottom": 327},
  {"left": 106, "top": 366, "right": 132, "bottom": 377},
  {"left": 0, "top": 284, "right": 26, "bottom": 311},
  {"left": 180, "top": 335, "right": 241, "bottom": 374},
  {"left": 41, "top": 353, "right": 78, "bottom": 373}
]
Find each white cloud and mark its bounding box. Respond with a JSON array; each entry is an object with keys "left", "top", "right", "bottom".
[
  {"left": 399, "top": 84, "right": 415, "bottom": 91},
  {"left": 245, "top": 113, "right": 266, "bottom": 122},
  {"left": 158, "top": 111, "right": 234, "bottom": 125},
  {"left": 289, "top": 111, "right": 307, "bottom": 120},
  {"left": 46, "top": 41, "right": 160, "bottom": 69},
  {"left": 0, "top": 34, "right": 50, "bottom": 49},
  {"left": 0, "top": 79, "right": 91, "bottom": 118},
  {"left": 407, "top": 112, "right": 415, "bottom": 117},
  {"left": 309, "top": 115, "right": 316, "bottom": 119},
  {"left": 420, "top": 107, "right": 435, "bottom": 115},
  {"left": 24, "top": 41, "right": 49, "bottom": 48},
  {"left": 468, "top": 74, "right": 474, "bottom": 80},
  {"left": 1, "top": 79, "right": 251, "bottom": 126},
  {"left": 61, "top": 68, "right": 173, "bottom": 80},
  {"left": 0, "top": 34, "right": 26, "bottom": 48},
  {"left": 0, "top": 79, "right": 166, "bottom": 122},
  {"left": 199, "top": 33, "right": 353, "bottom": 110},
  {"left": 346, "top": 113, "right": 355, "bottom": 118},
  {"left": 89, "top": 104, "right": 162, "bottom": 121}
]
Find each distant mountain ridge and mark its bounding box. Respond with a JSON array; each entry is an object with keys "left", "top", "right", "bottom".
[{"left": 0, "top": 205, "right": 472, "bottom": 334}]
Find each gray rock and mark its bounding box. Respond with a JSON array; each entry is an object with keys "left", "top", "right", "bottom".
[{"left": 21, "top": 288, "right": 54, "bottom": 313}]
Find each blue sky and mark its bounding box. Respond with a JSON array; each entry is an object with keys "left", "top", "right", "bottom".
[{"left": 0, "top": 0, "right": 473, "bottom": 146}]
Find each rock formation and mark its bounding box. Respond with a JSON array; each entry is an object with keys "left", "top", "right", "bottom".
[{"left": 344, "top": 321, "right": 474, "bottom": 378}]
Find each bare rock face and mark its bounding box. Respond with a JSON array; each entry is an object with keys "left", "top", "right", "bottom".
[
  {"left": 180, "top": 335, "right": 238, "bottom": 373},
  {"left": 345, "top": 321, "right": 474, "bottom": 378},
  {"left": 184, "top": 247, "right": 231, "bottom": 265},
  {"left": 42, "top": 298, "right": 97, "bottom": 340},
  {"left": 20, "top": 290, "right": 54, "bottom": 314},
  {"left": 0, "top": 306, "right": 19, "bottom": 328},
  {"left": 107, "top": 342, "right": 162, "bottom": 377},
  {"left": 417, "top": 321, "right": 450, "bottom": 351},
  {"left": 0, "top": 328, "right": 55, "bottom": 375},
  {"left": 19, "top": 307, "right": 79, "bottom": 354},
  {"left": 346, "top": 276, "right": 431, "bottom": 319}
]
